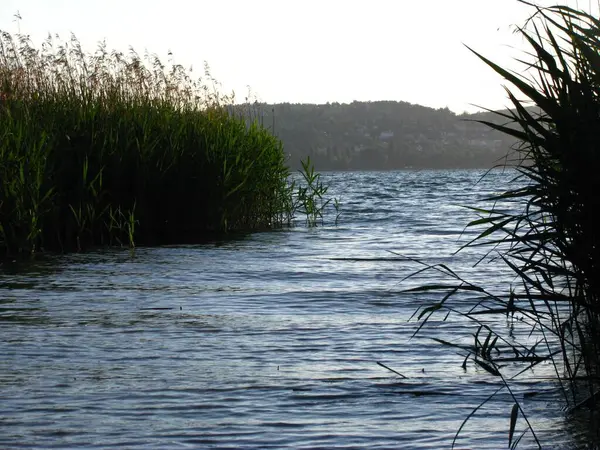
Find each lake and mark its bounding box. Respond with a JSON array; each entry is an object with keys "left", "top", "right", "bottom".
[{"left": 0, "top": 170, "right": 587, "bottom": 449}]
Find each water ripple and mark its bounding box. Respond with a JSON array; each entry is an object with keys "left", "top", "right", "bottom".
[{"left": 0, "top": 170, "right": 579, "bottom": 449}]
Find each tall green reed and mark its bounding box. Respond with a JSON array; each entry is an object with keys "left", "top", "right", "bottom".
[
  {"left": 406, "top": 2, "right": 600, "bottom": 447},
  {"left": 0, "top": 30, "right": 299, "bottom": 255}
]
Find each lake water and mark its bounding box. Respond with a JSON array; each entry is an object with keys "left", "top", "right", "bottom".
[{"left": 0, "top": 170, "right": 589, "bottom": 449}]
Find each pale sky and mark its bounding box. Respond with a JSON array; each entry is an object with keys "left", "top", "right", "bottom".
[{"left": 0, "top": 0, "right": 595, "bottom": 113}]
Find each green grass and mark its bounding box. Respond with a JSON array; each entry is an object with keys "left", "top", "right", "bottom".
[
  {"left": 0, "top": 31, "right": 311, "bottom": 255},
  {"left": 406, "top": 2, "right": 600, "bottom": 447}
]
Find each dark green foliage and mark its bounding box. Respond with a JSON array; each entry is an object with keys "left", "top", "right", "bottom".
[
  {"left": 407, "top": 2, "right": 600, "bottom": 447},
  {"left": 0, "top": 32, "right": 294, "bottom": 255}
]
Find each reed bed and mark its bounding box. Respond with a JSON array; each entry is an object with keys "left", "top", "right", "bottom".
[
  {"left": 407, "top": 2, "right": 600, "bottom": 447},
  {"left": 0, "top": 31, "right": 297, "bottom": 255}
]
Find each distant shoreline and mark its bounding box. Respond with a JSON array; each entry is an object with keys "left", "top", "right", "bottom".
[{"left": 233, "top": 101, "right": 521, "bottom": 172}]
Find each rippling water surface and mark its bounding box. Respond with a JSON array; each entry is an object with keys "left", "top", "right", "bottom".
[{"left": 0, "top": 170, "right": 586, "bottom": 449}]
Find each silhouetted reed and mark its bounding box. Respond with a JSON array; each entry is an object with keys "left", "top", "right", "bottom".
[{"left": 407, "top": 2, "right": 600, "bottom": 447}]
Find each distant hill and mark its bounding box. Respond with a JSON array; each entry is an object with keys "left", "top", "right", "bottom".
[{"left": 232, "top": 101, "right": 523, "bottom": 170}]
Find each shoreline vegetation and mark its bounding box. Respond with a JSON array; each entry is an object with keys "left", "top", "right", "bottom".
[
  {"left": 409, "top": 2, "right": 600, "bottom": 448},
  {"left": 0, "top": 31, "right": 334, "bottom": 257},
  {"left": 2, "top": 1, "right": 598, "bottom": 447}
]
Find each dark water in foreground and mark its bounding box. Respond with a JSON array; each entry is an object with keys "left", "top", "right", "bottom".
[{"left": 0, "top": 170, "right": 590, "bottom": 449}]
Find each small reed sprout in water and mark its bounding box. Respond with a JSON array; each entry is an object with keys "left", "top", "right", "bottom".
[
  {"left": 405, "top": 2, "right": 600, "bottom": 448},
  {"left": 293, "top": 156, "right": 332, "bottom": 227},
  {"left": 0, "top": 29, "right": 317, "bottom": 256}
]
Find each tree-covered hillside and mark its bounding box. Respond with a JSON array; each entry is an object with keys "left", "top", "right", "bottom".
[{"left": 234, "top": 101, "right": 519, "bottom": 170}]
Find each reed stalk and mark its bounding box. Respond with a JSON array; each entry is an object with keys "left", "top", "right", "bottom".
[
  {"left": 0, "top": 31, "right": 313, "bottom": 255},
  {"left": 406, "top": 2, "right": 600, "bottom": 447}
]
